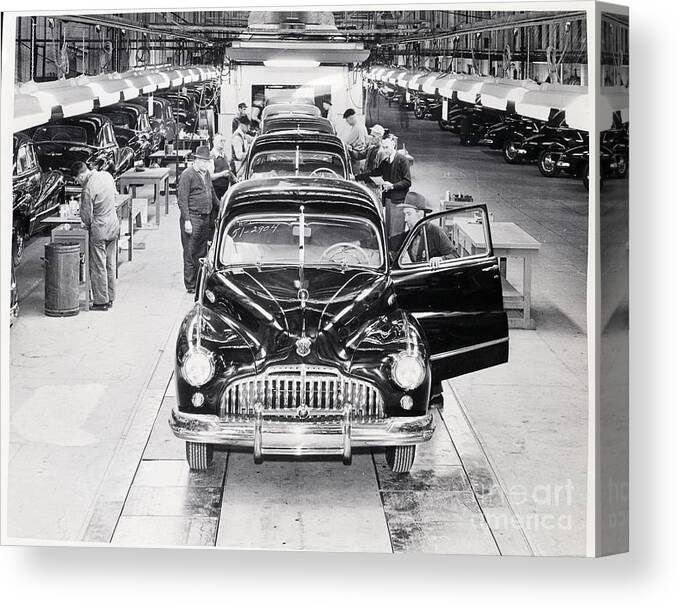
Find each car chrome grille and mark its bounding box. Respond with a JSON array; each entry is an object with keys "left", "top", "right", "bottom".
[{"left": 220, "top": 365, "right": 384, "bottom": 422}]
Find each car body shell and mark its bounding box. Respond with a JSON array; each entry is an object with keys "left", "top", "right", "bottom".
[
  {"left": 129, "top": 96, "right": 178, "bottom": 146},
  {"left": 171, "top": 177, "right": 509, "bottom": 460},
  {"left": 99, "top": 102, "right": 160, "bottom": 159},
  {"left": 30, "top": 113, "right": 135, "bottom": 196},
  {"left": 12, "top": 133, "right": 65, "bottom": 264},
  {"left": 478, "top": 116, "right": 542, "bottom": 150},
  {"left": 155, "top": 92, "right": 199, "bottom": 132},
  {"left": 260, "top": 103, "right": 322, "bottom": 125},
  {"left": 243, "top": 131, "right": 353, "bottom": 180},
  {"left": 260, "top": 115, "right": 335, "bottom": 135},
  {"left": 512, "top": 110, "right": 587, "bottom": 163}
]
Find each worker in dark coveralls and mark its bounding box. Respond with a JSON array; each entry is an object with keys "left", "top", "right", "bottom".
[
  {"left": 177, "top": 145, "right": 220, "bottom": 294},
  {"left": 356, "top": 135, "right": 411, "bottom": 236},
  {"left": 71, "top": 162, "right": 120, "bottom": 311}
]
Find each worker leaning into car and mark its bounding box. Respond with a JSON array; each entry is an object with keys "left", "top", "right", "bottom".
[
  {"left": 389, "top": 191, "right": 457, "bottom": 268},
  {"left": 177, "top": 145, "right": 221, "bottom": 294},
  {"left": 71, "top": 161, "right": 120, "bottom": 311},
  {"left": 391, "top": 191, "right": 457, "bottom": 410}
]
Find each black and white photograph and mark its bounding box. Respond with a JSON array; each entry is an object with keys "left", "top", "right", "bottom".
[{"left": 1, "top": 2, "right": 628, "bottom": 557}]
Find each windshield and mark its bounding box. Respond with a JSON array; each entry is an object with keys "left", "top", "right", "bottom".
[
  {"left": 219, "top": 213, "right": 383, "bottom": 269},
  {"left": 33, "top": 125, "right": 90, "bottom": 145},
  {"left": 248, "top": 149, "right": 345, "bottom": 179},
  {"left": 108, "top": 112, "right": 133, "bottom": 128}
]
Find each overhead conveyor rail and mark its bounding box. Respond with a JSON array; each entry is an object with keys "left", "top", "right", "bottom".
[
  {"left": 12, "top": 64, "right": 221, "bottom": 132},
  {"left": 364, "top": 64, "right": 628, "bottom": 132}
]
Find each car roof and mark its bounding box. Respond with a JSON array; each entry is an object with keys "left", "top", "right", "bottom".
[
  {"left": 250, "top": 131, "right": 347, "bottom": 154},
  {"left": 222, "top": 176, "right": 382, "bottom": 223},
  {"left": 102, "top": 102, "right": 146, "bottom": 115},
  {"left": 261, "top": 103, "right": 322, "bottom": 119},
  {"left": 262, "top": 115, "right": 335, "bottom": 134},
  {"left": 58, "top": 113, "right": 112, "bottom": 128}
]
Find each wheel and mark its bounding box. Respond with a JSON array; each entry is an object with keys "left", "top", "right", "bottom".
[
  {"left": 582, "top": 164, "right": 589, "bottom": 190},
  {"left": 538, "top": 150, "right": 562, "bottom": 177},
  {"left": 503, "top": 139, "right": 522, "bottom": 164},
  {"left": 414, "top": 106, "right": 425, "bottom": 120},
  {"left": 438, "top": 120, "right": 454, "bottom": 132},
  {"left": 185, "top": 442, "right": 214, "bottom": 470},
  {"left": 12, "top": 222, "right": 25, "bottom": 267},
  {"left": 613, "top": 154, "right": 628, "bottom": 179},
  {"left": 385, "top": 445, "right": 416, "bottom": 473}
]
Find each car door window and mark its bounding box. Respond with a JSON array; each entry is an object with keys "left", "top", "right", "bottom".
[
  {"left": 14, "top": 145, "right": 30, "bottom": 175},
  {"left": 396, "top": 208, "right": 489, "bottom": 269},
  {"left": 100, "top": 124, "right": 116, "bottom": 147}
]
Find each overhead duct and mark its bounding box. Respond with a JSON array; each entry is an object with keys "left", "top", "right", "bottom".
[{"left": 226, "top": 11, "right": 369, "bottom": 66}]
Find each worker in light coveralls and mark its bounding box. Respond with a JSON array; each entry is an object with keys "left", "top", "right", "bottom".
[{"left": 71, "top": 161, "right": 120, "bottom": 311}]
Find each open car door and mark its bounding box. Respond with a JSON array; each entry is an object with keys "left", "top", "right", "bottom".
[{"left": 391, "top": 205, "right": 509, "bottom": 383}]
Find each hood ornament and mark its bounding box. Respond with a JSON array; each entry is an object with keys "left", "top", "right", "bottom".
[{"left": 296, "top": 336, "right": 312, "bottom": 357}]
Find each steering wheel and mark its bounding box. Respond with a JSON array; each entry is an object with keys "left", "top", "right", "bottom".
[
  {"left": 310, "top": 167, "right": 339, "bottom": 178},
  {"left": 321, "top": 242, "right": 370, "bottom": 266}
]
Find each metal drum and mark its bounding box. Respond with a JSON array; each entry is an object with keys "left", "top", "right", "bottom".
[{"left": 44, "top": 242, "right": 80, "bottom": 317}]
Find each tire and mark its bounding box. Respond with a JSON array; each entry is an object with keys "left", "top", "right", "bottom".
[
  {"left": 503, "top": 140, "right": 522, "bottom": 164},
  {"left": 582, "top": 165, "right": 589, "bottom": 190},
  {"left": 538, "top": 150, "right": 562, "bottom": 177},
  {"left": 385, "top": 445, "right": 416, "bottom": 473},
  {"left": 185, "top": 442, "right": 214, "bottom": 470},
  {"left": 438, "top": 120, "right": 454, "bottom": 132},
  {"left": 414, "top": 106, "right": 425, "bottom": 120},
  {"left": 12, "top": 222, "right": 25, "bottom": 267},
  {"left": 614, "top": 155, "right": 628, "bottom": 179}
]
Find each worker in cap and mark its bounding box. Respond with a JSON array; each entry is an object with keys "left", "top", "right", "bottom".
[
  {"left": 176, "top": 145, "right": 220, "bottom": 294},
  {"left": 232, "top": 102, "right": 249, "bottom": 133},
  {"left": 391, "top": 191, "right": 456, "bottom": 269},
  {"left": 340, "top": 108, "right": 368, "bottom": 173}
]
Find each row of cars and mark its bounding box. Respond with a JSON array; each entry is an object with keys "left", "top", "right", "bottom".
[
  {"left": 169, "top": 100, "right": 509, "bottom": 474},
  {"left": 11, "top": 83, "right": 211, "bottom": 266},
  {"left": 385, "top": 84, "right": 629, "bottom": 189},
  {"left": 10, "top": 81, "right": 212, "bottom": 322}
]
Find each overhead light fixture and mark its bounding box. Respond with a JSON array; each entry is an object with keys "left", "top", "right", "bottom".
[{"left": 263, "top": 59, "right": 320, "bottom": 68}]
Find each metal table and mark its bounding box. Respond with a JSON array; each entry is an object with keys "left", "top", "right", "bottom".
[
  {"left": 149, "top": 148, "right": 191, "bottom": 168},
  {"left": 453, "top": 220, "right": 541, "bottom": 329},
  {"left": 117, "top": 167, "right": 170, "bottom": 227}
]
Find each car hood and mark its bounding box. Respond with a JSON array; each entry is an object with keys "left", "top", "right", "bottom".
[{"left": 205, "top": 266, "right": 397, "bottom": 369}]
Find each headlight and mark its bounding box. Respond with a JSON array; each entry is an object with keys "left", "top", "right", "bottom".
[
  {"left": 391, "top": 352, "right": 425, "bottom": 391},
  {"left": 182, "top": 347, "right": 215, "bottom": 387}
]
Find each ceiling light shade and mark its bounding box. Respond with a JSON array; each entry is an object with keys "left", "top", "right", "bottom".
[{"left": 263, "top": 59, "right": 320, "bottom": 68}]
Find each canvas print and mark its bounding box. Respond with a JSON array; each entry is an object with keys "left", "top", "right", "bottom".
[{"left": 1, "top": 3, "right": 627, "bottom": 555}]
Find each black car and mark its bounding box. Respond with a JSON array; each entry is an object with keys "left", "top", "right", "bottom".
[
  {"left": 99, "top": 102, "right": 158, "bottom": 162},
  {"left": 243, "top": 131, "right": 352, "bottom": 180},
  {"left": 12, "top": 133, "right": 65, "bottom": 265},
  {"left": 129, "top": 96, "right": 177, "bottom": 147},
  {"left": 478, "top": 116, "right": 543, "bottom": 160},
  {"left": 169, "top": 177, "right": 509, "bottom": 472},
  {"left": 556, "top": 138, "right": 619, "bottom": 189},
  {"left": 413, "top": 93, "right": 443, "bottom": 121},
  {"left": 155, "top": 91, "right": 199, "bottom": 133},
  {"left": 508, "top": 111, "right": 587, "bottom": 173},
  {"left": 260, "top": 115, "right": 335, "bottom": 135},
  {"left": 31, "top": 114, "right": 135, "bottom": 197},
  {"left": 601, "top": 126, "right": 629, "bottom": 179}
]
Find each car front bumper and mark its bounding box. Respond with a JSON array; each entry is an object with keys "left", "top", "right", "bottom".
[{"left": 170, "top": 407, "right": 435, "bottom": 459}]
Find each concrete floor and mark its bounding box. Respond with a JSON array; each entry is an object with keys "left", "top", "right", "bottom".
[{"left": 8, "top": 96, "right": 626, "bottom": 555}]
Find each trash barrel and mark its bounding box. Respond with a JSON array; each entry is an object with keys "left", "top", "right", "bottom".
[{"left": 44, "top": 242, "right": 80, "bottom": 317}]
